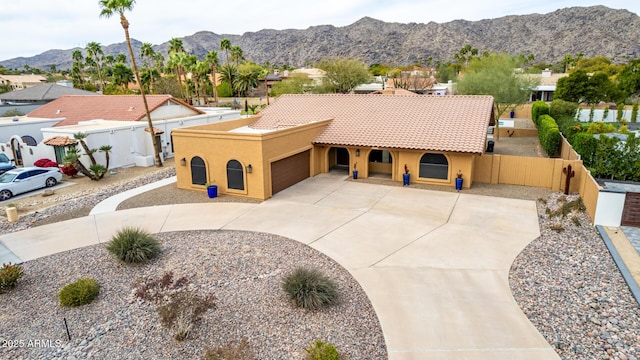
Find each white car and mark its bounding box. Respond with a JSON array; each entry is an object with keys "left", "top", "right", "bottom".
[{"left": 0, "top": 167, "right": 63, "bottom": 201}]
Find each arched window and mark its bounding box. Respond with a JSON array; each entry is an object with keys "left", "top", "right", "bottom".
[
  {"left": 419, "top": 153, "right": 448, "bottom": 180},
  {"left": 227, "top": 160, "right": 244, "bottom": 190},
  {"left": 191, "top": 157, "right": 206, "bottom": 185}
]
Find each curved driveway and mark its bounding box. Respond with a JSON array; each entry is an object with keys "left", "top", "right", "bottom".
[{"left": 0, "top": 173, "right": 559, "bottom": 359}]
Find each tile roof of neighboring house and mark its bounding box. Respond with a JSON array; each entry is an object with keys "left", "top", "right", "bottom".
[
  {"left": 0, "top": 74, "right": 47, "bottom": 84},
  {"left": 27, "top": 95, "right": 205, "bottom": 127},
  {"left": 251, "top": 94, "right": 494, "bottom": 154},
  {"left": 0, "top": 83, "right": 96, "bottom": 101},
  {"left": 43, "top": 136, "right": 77, "bottom": 146}
]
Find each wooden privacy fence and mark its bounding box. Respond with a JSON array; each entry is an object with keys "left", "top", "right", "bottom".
[{"left": 473, "top": 153, "right": 600, "bottom": 222}]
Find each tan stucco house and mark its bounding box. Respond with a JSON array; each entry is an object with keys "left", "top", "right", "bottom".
[{"left": 172, "top": 94, "right": 495, "bottom": 200}]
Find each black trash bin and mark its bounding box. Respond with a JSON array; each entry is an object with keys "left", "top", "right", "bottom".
[{"left": 486, "top": 140, "right": 495, "bottom": 152}]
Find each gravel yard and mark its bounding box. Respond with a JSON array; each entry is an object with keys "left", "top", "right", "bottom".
[
  {"left": 511, "top": 193, "right": 640, "bottom": 360},
  {"left": 0, "top": 230, "right": 386, "bottom": 359}
]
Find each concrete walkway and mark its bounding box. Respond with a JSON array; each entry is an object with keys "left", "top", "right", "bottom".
[{"left": 0, "top": 173, "right": 559, "bottom": 359}]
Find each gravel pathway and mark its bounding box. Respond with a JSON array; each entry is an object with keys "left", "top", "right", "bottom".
[{"left": 510, "top": 193, "right": 640, "bottom": 360}]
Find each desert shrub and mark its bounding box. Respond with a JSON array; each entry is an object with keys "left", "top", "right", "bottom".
[
  {"left": 34, "top": 158, "right": 58, "bottom": 168},
  {"left": 550, "top": 223, "right": 564, "bottom": 232},
  {"left": 0, "top": 263, "right": 24, "bottom": 293},
  {"left": 531, "top": 101, "right": 550, "bottom": 126},
  {"left": 282, "top": 267, "right": 338, "bottom": 310},
  {"left": 572, "top": 216, "right": 582, "bottom": 227},
  {"left": 157, "top": 289, "right": 216, "bottom": 341},
  {"left": 59, "top": 278, "right": 100, "bottom": 307},
  {"left": 203, "top": 338, "right": 256, "bottom": 360},
  {"left": 106, "top": 227, "right": 161, "bottom": 263},
  {"left": 537, "top": 115, "right": 561, "bottom": 157},
  {"left": 550, "top": 99, "right": 578, "bottom": 120},
  {"left": 133, "top": 271, "right": 188, "bottom": 303},
  {"left": 305, "top": 340, "right": 341, "bottom": 360}
]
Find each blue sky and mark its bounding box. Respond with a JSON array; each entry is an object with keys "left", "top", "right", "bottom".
[{"left": 2, "top": 0, "right": 638, "bottom": 61}]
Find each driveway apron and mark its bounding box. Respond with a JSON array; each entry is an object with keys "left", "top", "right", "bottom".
[{"left": 0, "top": 173, "right": 559, "bottom": 359}]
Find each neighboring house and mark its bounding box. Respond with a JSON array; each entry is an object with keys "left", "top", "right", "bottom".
[
  {"left": 526, "top": 69, "right": 567, "bottom": 102},
  {"left": 0, "top": 83, "right": 96, "bottom": 114},
  {"left": 172, "top": 94, "right": 494, "bottom": 200},
  {"left": 1, "top": 95, "right": 242, "bottom": 168},
  {"left": 0, "top": 74, "right": 47, "bottom": 91},
  {"left": 290, "top": 68, "right": 325, "bottom": 87}
]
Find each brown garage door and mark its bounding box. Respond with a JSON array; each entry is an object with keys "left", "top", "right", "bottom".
[
  {"left": 621, "top": 192, "right": 640, "bottom": 227},
  {"left": 271, "top": 150, "right": 310, "bottom": 195}
]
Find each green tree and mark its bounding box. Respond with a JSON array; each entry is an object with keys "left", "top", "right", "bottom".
[
  {"left": 220, "top": 38, "right": 232, "bottom": 65},
  {"left": 316, "top": 58, "right": 370, "bottom": 93},
  {"left": 369, "top": 63, "right": 391, "bottom": 76},
  {"left": 456, "top": 53, "right": 539, "bottom": 119},
  {"left": 204, "top": 51, "right": 220, "bottom": 106},
  {"left": 230, "top": 45, "right": 244, "bottom": 67},
  {"left": 140, "top": 42, "right": 155, "bottom": 68},
  {"left": 86, "top": 42, "right": 106, "bottom": 92},
  {"left": 271, "top": 73, "right": 313, "bottom": 96},
  {"left": 99, "top": 0, "right": 162, "bottom": 167},
  {"left": 233, "top": 67, "right": 260, "bottom": 96},
  {"left": 617, "top": 59, "right": 640, "bottom": 98},
  {"left": 555, "top": 70, "right": 590, "bottom": 103}
]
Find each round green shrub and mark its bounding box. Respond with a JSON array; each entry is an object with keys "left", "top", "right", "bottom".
[
  {"left": 0, "top": 263, "right": 24, "bottom": 294},
  {"left": 106, "top": 227, "right": 161, "bottom": 263},
  {"left": 282, "top": 267, "right": 338, "bottom": 310},
  {"left": 305, "top": 340, "right": 341, "bottom": 360},
  {"left": 59, "top": 278, "right": 100, "bottom": 307}
]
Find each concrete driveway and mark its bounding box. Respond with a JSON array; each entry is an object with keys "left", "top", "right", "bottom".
[{"left": 0, "top": 173, "right": 558, "bottom": 359}]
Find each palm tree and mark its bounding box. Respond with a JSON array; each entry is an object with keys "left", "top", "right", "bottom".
[
  {"left": 168, "top": 37, "right": 184, "bottom": 55},
  {"left": 166, "top": 53, "right": 185, "bottom": 100},
  {"left": 205, "top": 51, "right": 219, "bottom": 106},
  {"left": 71, "top": 49, "right": 85, "bottom": 89},
  {"left": 234, "top": 69, "right": 259, "bottom": 97},
  {"left": 230, "top": 45, "right": 244, "bottom": 67},
  {"left": 220, "top": 38, "right": 231, "bottom": 65},
  {"left": 99, "top": 145, "right": 113, "bottom": 170},
  {"left": 86, "top": 42, "right": 106, "bottom": 91},
  {"left": 99, "top": 0, "right": 162, "bottom": 167},
  {"left": 115, "top": 53, "right": 127, "bottom": 64},
  {"left": 140, "top": 42, "right": 155, "bottom": 68},
  {"left": 112, "top": 62, "right": 134, "bottom": 90}
]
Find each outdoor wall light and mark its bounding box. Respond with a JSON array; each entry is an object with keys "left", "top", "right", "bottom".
[
  {"left": 180, "top": 158, "right": 186, "bottom": 166},
  {"left": 246, "top": 164, "right": 253, "bottom": 173},
  {"left": 356, "top": 149, "right": 360, "bottom": 157}
]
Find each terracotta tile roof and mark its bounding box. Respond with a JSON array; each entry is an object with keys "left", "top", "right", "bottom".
[
  {"left": 251, "top": 94, "right": 494, "bottom": 154},
  {"left": 27, "top": 95, "right": 204, "bottom": 127},
  {"left": 144, "top": 127, "right": 164, "bottom": 135},
  {"left": 43, "top": 136, "right": 77, "bottom": 146}
]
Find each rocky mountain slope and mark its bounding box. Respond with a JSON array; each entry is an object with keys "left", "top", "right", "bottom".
[{"left": 2, "top": 5, "right": 639, "bottom": 70}]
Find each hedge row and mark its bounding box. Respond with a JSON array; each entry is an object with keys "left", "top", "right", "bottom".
[
  {"left": 538, "top": 115, "right": 562, "bottom": 157},
  {"left": 531, "top": 100, "right": 550, "bottom": 126}
]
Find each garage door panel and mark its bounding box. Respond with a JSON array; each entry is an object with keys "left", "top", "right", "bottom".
[{"left": 271, "top": 150, "right": 310, "bottom": 195}]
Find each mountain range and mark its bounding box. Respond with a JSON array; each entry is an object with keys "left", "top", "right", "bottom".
[{"left": 1, "top": 5, "right": 639, "bottom": 71}]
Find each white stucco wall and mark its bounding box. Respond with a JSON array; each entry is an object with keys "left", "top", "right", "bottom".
[
  {"left": 0, "top": 118, "right": 62, "bottom": 143},
  {"left": 594, "top": 191, "right": 626, "bottom": 226}
]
